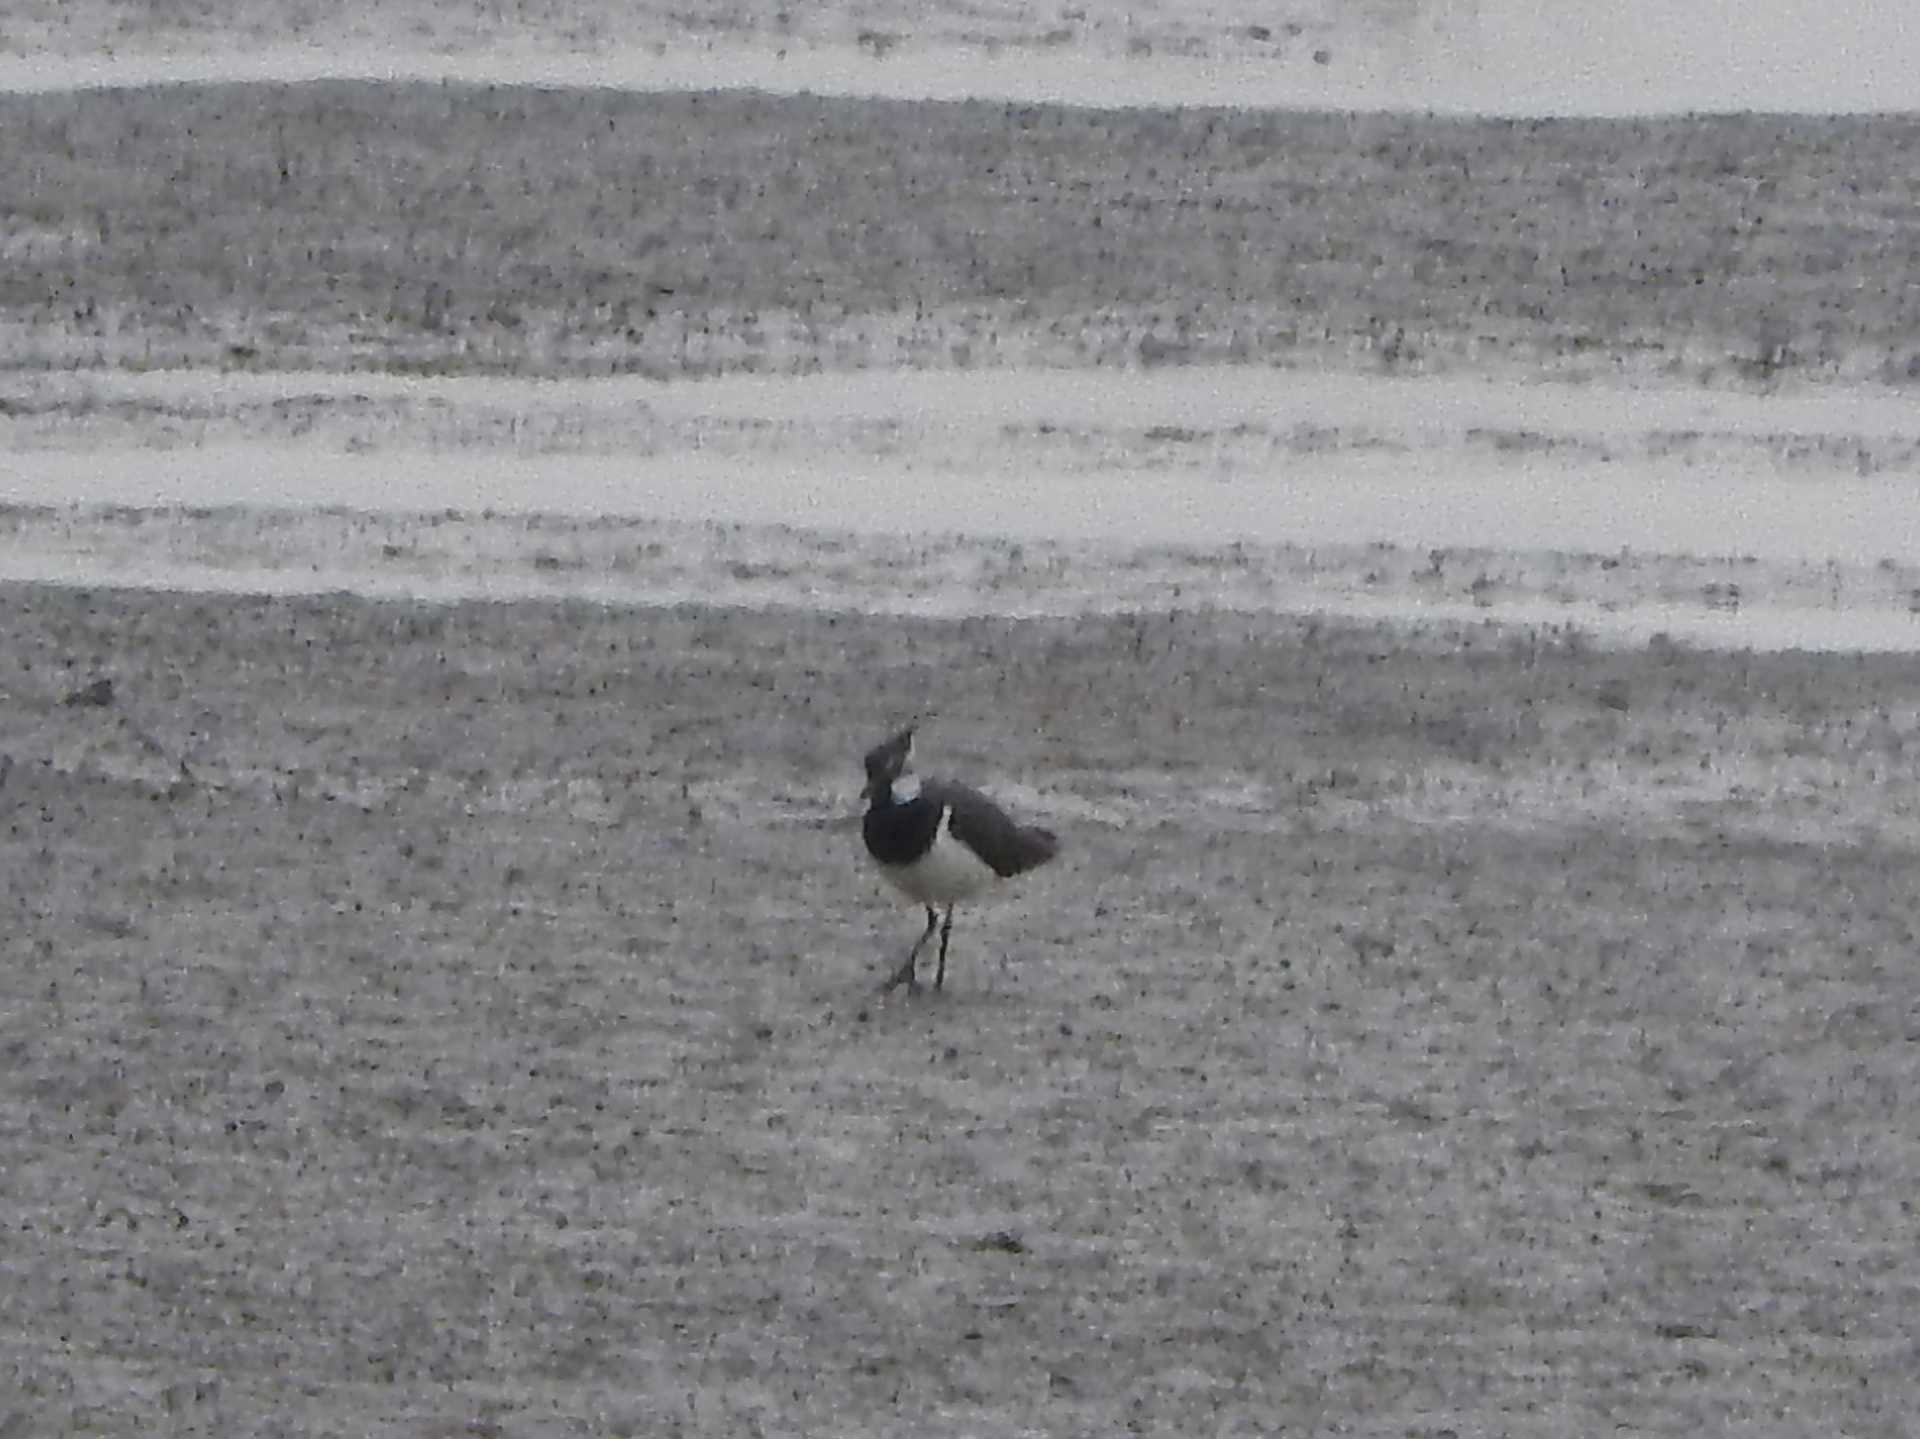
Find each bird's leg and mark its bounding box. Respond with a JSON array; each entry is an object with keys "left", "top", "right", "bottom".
[
  {"left": 880, "top": 906, "right": 941, "bottom": 993},
  {"left": 935, "top": 906, "right": 955, "bottom": 990}
]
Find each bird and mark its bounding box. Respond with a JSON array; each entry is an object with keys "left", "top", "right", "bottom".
[{"left": 860, "top": 724, "right": 1059, "bottom": 993}]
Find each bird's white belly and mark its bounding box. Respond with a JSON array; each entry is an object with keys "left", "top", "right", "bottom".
[{"left": 879, "top": 813, "right": 996, "bottom": 906}]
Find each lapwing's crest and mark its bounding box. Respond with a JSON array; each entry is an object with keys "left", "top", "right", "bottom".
[{"left": 861, "top": 724, "right": 1058, "bottom": 992}]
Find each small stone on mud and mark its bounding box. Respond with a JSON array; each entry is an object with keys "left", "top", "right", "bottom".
[
  {"left": 63, "top": 677, "right": 115, "bottom": 708},
  {"left": 1347, "top": 932, "right": 1395, "bottom": 961},
  {"left": 1654, "top": 1320, "right": 1713, "bottom": 1340}
]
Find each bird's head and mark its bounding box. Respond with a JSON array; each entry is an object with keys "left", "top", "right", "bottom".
[{"left": 862, "top": 724, "right": 917, "bottom": 800}]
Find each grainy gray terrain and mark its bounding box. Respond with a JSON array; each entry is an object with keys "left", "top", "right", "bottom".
[
  {"left": 5, "top": 84, "right": 1920, "bottom": 384},
  {"left": 4, "top": 586, "right": 1920, "bottom": 1434},
  {"left": 6, "top": 17, "right": 1920, "bottom": 1431}
]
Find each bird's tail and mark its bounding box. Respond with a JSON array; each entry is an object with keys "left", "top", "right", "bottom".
[{"left": 1012, "top": 824, "right": 1060, "bottom": 873}]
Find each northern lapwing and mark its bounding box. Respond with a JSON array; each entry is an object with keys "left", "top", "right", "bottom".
[{"left": 861, "top": 725, "right": 1059, "bottom": 993}]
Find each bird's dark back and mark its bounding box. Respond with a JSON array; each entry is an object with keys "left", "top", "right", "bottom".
[{"left": 924, "top": 779, "right": 1059, "bottom": 878}]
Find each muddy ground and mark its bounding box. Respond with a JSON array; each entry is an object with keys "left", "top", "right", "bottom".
[
  {"left": 7, "top": 83, "right": 1920, "bottom": 385},
  {"left": 4, "top": 582, "right": 1919, "bottom": 1433}
]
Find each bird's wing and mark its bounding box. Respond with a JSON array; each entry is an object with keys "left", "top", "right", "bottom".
[{"left": 923, "top": 779, "right": 1059, "bottom": 878}]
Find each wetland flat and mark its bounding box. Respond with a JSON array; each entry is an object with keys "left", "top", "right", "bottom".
[
  {"left": 6, "top": 585, "right": 1920, "bottom": 1434},
  {"left": 6, "top": 14, "right": 1920, "bottom": 1432}
]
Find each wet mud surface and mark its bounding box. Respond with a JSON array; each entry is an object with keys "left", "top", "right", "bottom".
[{"left": 4, "top": 585, "right": 1919, "bottom": 1432}]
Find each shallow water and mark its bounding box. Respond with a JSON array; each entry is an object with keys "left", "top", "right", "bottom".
[
  {"left": 7, "top": 442, "right": 1920, "bottom": 564},
  {"left": 6, "top": 369, "right": 1919, "bottom": 650},
  {"left": 4, "top": 470, "right": 1919, "bottom": 652},
  {"left": 7, "top": 368, "right": 1919, "bottom": 562},
  {"left": 3, "top": 0, "right": 1917, "bottom": 115}
]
